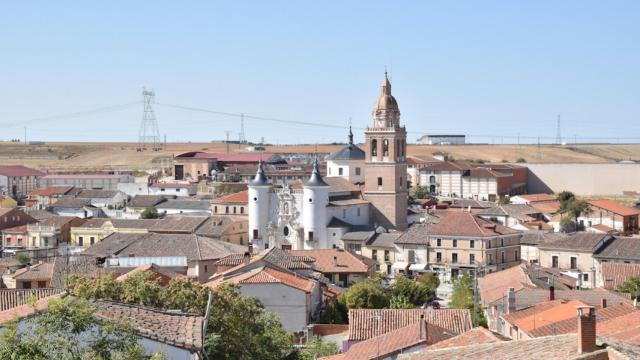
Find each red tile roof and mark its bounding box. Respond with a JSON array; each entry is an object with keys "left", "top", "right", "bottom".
[
  {"left": 149, "top": 183, "right": 192, "bottom": 189},
  {"left": 28, "top": 185, "right": 75, "bottom": 196},
  {"left": 531, "top": 201, "right": 562, "bottom": 214},
  {"left": 0, "top": 165, "right": 45, "bottom": 177},
  {"left": 426, "top": 326, "right": 507, "bottom": 350},
  {"left": 212, "top": 190, "right": 248, "bottom": 204},
  {"left": 42, "top": 174, "right": 125, "bottom": 179},
  {"left": 598, "top": 310, "right": 640, "bottom": 344},
  {"left": 517, "top": 194, "right": 557, "bottom": 203},
  {"left": 0, "top": 293, "right": 63, "bottom": 325},
  {"left": 478, "top": 264, "right": 535, "bottom": 307},
  {"left": 329, "top": 321, "right": 453, "bottom": 360},
  {"left": 347, "top": 309, "right": 472, "bottom": 341},
  {"left": 601, "top": 262, "right": 640, "bottom": 290},
  {"left": 210, "top": 266, "right": 316, "bottom": 293},
  {"left": 501, "top": 299, "right": 588, "bottom": 333},
  {"left": 289, "top": 248, "right": 374, "bottom": 274},
  {"left": 588, "top": 199, "right": 640, "bottom": 217}
]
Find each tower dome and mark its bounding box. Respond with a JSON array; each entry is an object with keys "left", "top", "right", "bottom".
[{"left": 373, "top": 71, "right": 399, "bottom": 113}]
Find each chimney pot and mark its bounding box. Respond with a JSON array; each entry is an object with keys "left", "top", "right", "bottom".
[
  {"left": 333, "top": 256, "right": 338, "bottom": 266},
  {"left": 577, "top": 306, "right": 597, "bottom": 354},
  {"left": 549, "top": 286, "right": 555, "bottom": 301},
  {"left": 506, "top": 287, "right": 516, "bottom": 314},
  {"left": 601, "top": 298, "right": 607, "bottom": 309},
  {"left": 419, "top": 313, "right": 426, "bottom": 340}
]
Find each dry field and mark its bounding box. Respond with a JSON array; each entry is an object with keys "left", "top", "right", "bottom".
[{"left": 0, "top": 141, "right": 638, "bottom": 172}]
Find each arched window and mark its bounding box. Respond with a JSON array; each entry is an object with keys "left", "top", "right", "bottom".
[
  {"left": 371, "top": 139, "right": 378, "bottom": 156},
  {"left": 383, "top": 139, "right": 389, "bottom": 156},
  {"left": 401, "top": 139, "right": 405, "bottom": 156}
]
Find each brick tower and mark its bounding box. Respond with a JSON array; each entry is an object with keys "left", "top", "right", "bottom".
[{"left": 363, "top": 72, "right": 408, "bottom": 230}]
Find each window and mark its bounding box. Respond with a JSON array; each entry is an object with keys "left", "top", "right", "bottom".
[
  {"left": 240, "top": 207, "right": 244, "bottom": 214},
  {"left": 436, "top": 252, "right": 442, "bottom": 263},
  {"left": 375, "top": 264, "right": 380, "bottom": 271},
  {"left": 78, "top": 236, "right": 84, "bottom": 247},
  {"left": 436, "top": 238, "right": 441, "bottom": 247},
  {"left": 372, "top": 249, "right": 378, "bottom": 260},
  {"left": 308, "top": 231, "right": 314, "bottom": 241},
  {"left": 357, "top": 208, "right": 361, "bottom": 216},
  {"left": 500, "top": 239, "right": 504, "bottom": 247},
  {"left": 233, "top": 207, "right": 237, "bottom": 214},
  {"left": 214, "top": 206, "right": 218, "bottom": 213},
  {"left": 160, "top": 188, "right": 165, "bottom": 192},
  {"left": 470, "top": 240, "right": 475, "bottom": 248},
  {"left": 377, "top": 177, "right": 383, "bottom": 186},
  {"left": 253, "top": 229, "right": 259, "bottom": 240},
  {"left": 37, "top": 281, "right": 46, "bottom": 288},
  {"left": 225, "top": 206, "right": 229, "bottom": 214},
  {"left": 384, "top": 250, "right": 390, "bottom": 261},
  {"left": 338, "top": 168, "right": 343, "bottom": 176},
  {"left": 355, "top": 167, "right": 361, "bottom": 176},
  {"left": 452, "top": 253, "right": 458, "bottom": 264},
  {"left": 371, "top": 139, "right": 378, "bottom": 156},
  {"left": 470, "top": 254, "right": 475, "bottom": 265},
  {"left": 583, "top": 273, "right": 589, "bottom": 282},
  {"left": 343, "top": 209, "right": 347, "bottom": 218},
  {"left": 90, "top": 237, "right": 95, "bottom": 245},
  {"left": 176, "top": 189, "right": 180, "bottom": 192},
  {"left": 453, "top": 239, "right": 457, "bottom": 248},
  {"left": 487, "top": 240, "right": 492, "bottom": 249},
  {"left": 22, "top": 282, "right": 32, "bottom": 289},
  {"left": 552, "top": 255, "right": 559, "bottom": 268},
  {"left": 383, "top": 139, "right": 389, "bottom": 156},
  {"left": 399, "top": 177, "right": 403, "bottom": 188},
  {"left": 346, "top": 243, "right": 361, "bottom": 252},
  {"left": 515, "top": 250, "right": 519, "bottom": 260},
  {"left": 408, "top": 250, "right": 416, "bottom": 263},
  {"left": 501, "top": 252, "right": 505, "bottom": 263},
  {"left": 570, "top": 257, "right": 577, "bottom": 269},
  {"left": 488, "top": 254, "right": 493, "bottom": 265},
  {"left": 204, "top": 265, "right": 209, "bottom": 273}
]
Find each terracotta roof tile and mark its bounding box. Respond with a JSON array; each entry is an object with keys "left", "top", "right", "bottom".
[
  {"left": 478, "top": 264, "right": 535, "bottom": 306},
  {"left": 290, "top": 248, "right": 374, "bottom": 274},
  {"left": 530, "top": 201, "right": 562, "bottom": 214},
  {"left": 28, "top": 186, "right": 75, "bottom": 196},
  {"left": 501, "top": 299, "right": 588, "bottom": 332},
  {"left": 347, "top": 308, "right": 472, "bottom": 341},
  {"left": 489, "top": 287, "right": 631, "bottom": 310},
  {"left": 426, "top": 326, "right": 507, "bottom": 350},
  {"left": 518, "top": 194, "right": 557, "bottom": 203},
  {"left": 0, "top": 165, "right": 45, "bottom": 177},
  {"left": 588, "top": 200, "right": 640, "bottom": 217},
  {"left": 212, "top": 190, "right": 248, "bottom": 204},
  {"left": 209, "top": 266, "right": 315, "bottom": 293},
  {"left": 601, "top": 262, "right": 640, "bottom": 290}
]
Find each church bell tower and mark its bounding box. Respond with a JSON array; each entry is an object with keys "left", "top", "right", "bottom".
[{"left": 363, "top": 72, "right": 408, "bottom": 230}]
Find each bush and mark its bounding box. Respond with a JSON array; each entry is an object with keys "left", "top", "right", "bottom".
[
  {"left": 516, "top": 157, "right": 527, "bottom": 163},
  {"left": 140, "top": 206, "right": 159, "bottom": 219}
]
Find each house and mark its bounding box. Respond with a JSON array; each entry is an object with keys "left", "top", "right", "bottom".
[
  {"left": 124, "top": 194, "right": 172, "bottom": 218},
  {"left": 510, "top": 193, "right": 557, "bottom": 205},
  {"left": 0, "top": 208, "right": 37, "bottom": 253},
  {"left": 24, "top": 185, "right": 78, "bottom": 210},
  {"left": 398, "top": 307, "right": 640, "bottom": 360},
  {"left": 26, "top": 216, "right": 86, "bottom": 249},
  {"left": 362, "top": 232, "right": 403, "bottom": 275},
  {"left": 2, "top": 225, "right": 30, "bottom": 254},
  {"left": 406, "top": 156, "right": 438, "bottom": 188},
  {"left": 289, "top": 248, "right": 376, "bottom": 287},
  {"left": 325, "top": 320, "right": 454, "bottom": 360},
  {"left": 155, "top": 199, "right": 212, "bottom": 215},
  {"left": 536, "top": 233, "right": 613, "bottom": 288},
  {"left": 81, "top": 232, "right": 246, "bottom": 282},
  {"left": 50, "top": 197, "right": 104, "bottom": 218},
  {"left": 39, "top": 173, "right": 134, "bottom": 191},
  {"left": 173, "top": 151, "right": 286, "bottom": 181},
  {"left": 4, "top": 262, "right": 55, "bottom": 289},
  {"left": 519, "top": 232, "right": 567, "bottom": 264},
  {"left": 194, "top": 216, "right": 249, "bottom": 245},
  {"left": 148, "top": 215, "right": 209, "bottom": 234},
  {"left": 473, "top": 204, "right": 546, "bottom": 230},
  {"left": 579, "top": 199, "right": 640, "bottom": 236},
  {"left": 115, "top": 263, "right": 186, "bottom": 286},
  {"left": 148, "top": 183, "right": 196, "bottom": 197},
  {"left": 0, "top": 195, "right": 17, "bottom": 208},
  {"left": 69, "top": 218, "right": 160, "bottom": 248},
  {"left": 0, "top": 165, "right": 45, "bottom": 199},
  {"left": 211, "top": 190, "right": 248, "bottom": 216},
  {"left": 394, "top": 210, "right": 522, "bottom": 282},
  {"left": 418, "top": 162, "right": 527, "bottom": 201},
  {"left": 599, "top": 262, "right": 640, "bottom": 290},
  {"left": 74, "top": 189, "right": 128, "bottom": 209},
  {"left": 207, "top": 265, "right": 321, "bottom": 332}
]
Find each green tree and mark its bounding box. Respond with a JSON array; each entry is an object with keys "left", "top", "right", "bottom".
[
  {"left": 318, "top": 298, "right": 348, "bottom": 324},
  {"left": 342, "top": 279, "right": 390, "bottom": 309},
  {"left": 516, "top": 157, "right": 527, "bottom": 163},
  {"left": 412, "top": 185, "right": 430, "bottom": 199},
  {"left": 557, "top": 191, "right": 576, "bottom": 210},
  {"left": 299, "top": 336, "right": 339, "bottom": 360},
  {"left": 140, "top": 206, "right": 159, "bottom": 219},
  {"left": 15, "top": 252, "right": 30, "bottom": 265},
  {"left": 618, "top": 276, "right": 640, "bottom": 295},
  {"left": 568, "top": 199, "right": 590, "bottom": 229},
  {"left": 416, "top": 273, "right": 440, "bottom": 292},
  {"left": 388, "top": 276, "right": 433, "bottom": 307},
  {"left": 119, "top": 271, "right": 163, "bottom": 307},
  {"left": 162, "top": 277, "right": 210, "bottom": 315},
  {"left": 0, "top": 297, "right": 155, "bottom": 360},
  {"left": 68, "top": 274, "right": 123, "bottom": 300},
  {"left": 449, "top": 275, "right": 487, "bottom": 327},
  {"left": 389, "top": 294, "right": 416, "bottom": 309},
  {"left": 499, "top": 196, "right": 511, "bottom": 204}
]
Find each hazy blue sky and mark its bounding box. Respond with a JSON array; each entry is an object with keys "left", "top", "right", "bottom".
[{"left": 1, "top": 1, "right": 639, "bottom": 144}]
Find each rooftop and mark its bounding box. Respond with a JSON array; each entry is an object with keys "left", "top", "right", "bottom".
[
  {"left": 537, "top": 232, "right": 611, "bottom": 252},
  {"left": 212, "top": 190, "right": 248, "bottom": 204},
  {"left": 0, "top": 165, "right": 45, "bottom": 177},
  {"left": 208, "top": 266, "right": 316, "bottom": 293},
  {"left": 600, "top": 262, "right": 640, "bottom": 290},
  {"left": 149, "top": 215, "right": 209, "bottom": 233},
  {"left": 155, "top": 199, "right": 211, "bottom": 211},
  {"left": 595, "top": 236, "right": 640, "bottom": 261},
  {"left": 28, "top": 185, "right": 75, "bottom": 197},
  {"left": 127, "top": 195, "right": 171, "bottom": 208},
  {"left": 478, "top": 264, "right": 535, "bottom": 307},
  {"left": 516, "top": 194, "right": 557, "bottom": 203},
  {"left": 289, "top": 248, "right": 374, "bottom": 274},
  {"left": 588, "top": 199, "right": 640, "bottom": 217}
]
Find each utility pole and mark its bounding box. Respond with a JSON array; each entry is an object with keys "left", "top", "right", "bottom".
[
  {"left": 555, "top": 114, "right": 562, "bottom": 145},
  {"left": 137, "top": 88, "right": 161, "bottom": 151},
  {"left": 473, "top": 267, "right": 478, "bottom": 327},
  {"left": 24, "top": 126, "right": 27, "bottom": 145},
  {"left": 225, "top": 131, "right": 230, "bottom": 153}
]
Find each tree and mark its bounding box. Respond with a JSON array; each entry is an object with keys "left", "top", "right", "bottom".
[
  {"left": 499, "top": 196, "right": 511, "bottom": 204},
  {"left": 516, "top": 157, "right": 527, "bottom": 163},
  {"left": 618, "top": 276, "right": 640, "bottom": 296},
  {"left": 342, "top": 279, "right": 390, "bottom": 309},
  {"left": 416, "top": 273, "right": 440, "bottom": 292},
  {"left": 388, "top": 276, "right": 433, "bottom": 307},
  {"left": 412, "top": 186, "right": 429, "bottom": 199},
  {"left": 318, "top": 298, "right": 348, "bottom": 324},
  {"left": 140, "top": 206, "right": 159, "bottom": 219},
  {"left": 568, "top": 199, "right": 589, "bottom": 229},
  {"left": 389, "top": 294, "right": 416, "bottom": 309},
  {"left": 15, "top": 252, "right": 30, "bottom": 265},
  {"left": 298, "top": 336, "right": 339, "bottom": 360},
  {"left": 557, "top": 191, "right": 576, "bottom": 210},
  {"left": 0, "top": 297, "right": 154, "bottom": 359},
  {"left": 449, "top": 275, "right": 487, "bottom": 327},
  {"left": 559, "top": 216, "right": 576, "bottom": 233}
]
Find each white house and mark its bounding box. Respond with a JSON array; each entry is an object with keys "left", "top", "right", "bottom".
[{"left": 75, "top": 189, "right": 128, "bottom": 209}]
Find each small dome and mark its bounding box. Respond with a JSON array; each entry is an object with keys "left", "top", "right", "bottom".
[
  {"left": 249, "top": 161, "right": 270, "bottom": 186},
  {"left": 304, "top": 159, "right": 329, "bottom": 187},
  {"left": 373, "top": 72, "right": 399, "bottom": 112},
  {"left": 326, "top": 126, "right": 366, "bottom": 161}
]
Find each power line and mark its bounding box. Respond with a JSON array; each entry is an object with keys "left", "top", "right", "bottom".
[{"left": 1, "top": 102, "right": 140, "bottom": 128}]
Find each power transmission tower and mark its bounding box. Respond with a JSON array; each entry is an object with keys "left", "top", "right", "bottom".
[
  {"left": 555, "top": 114, "right": 562, "bottom": 145},
  {"left": 239, "top": 113, "right": 246, "bottom": 144},
  {"left": 137, "top": 89, "right": 162, "bottom": 151}
]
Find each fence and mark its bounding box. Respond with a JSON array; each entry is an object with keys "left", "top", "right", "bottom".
[{"left": 0, "top": 288, "right": 63, "bottom": 311}]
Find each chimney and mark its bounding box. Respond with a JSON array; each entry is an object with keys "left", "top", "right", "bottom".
[
  {"left": 549, "top": 286, "right": 555, "bottom": 301},
  {"left": 419, "top": 313, "right": 426, "bottom": 340},
  {"left": 243, "top": 251, "right": 251, "bottom": 264},
  {"left": 333, "top": 256, "right": 338, "bottom": 267},
  {"left": 601, "top": 298, "right": 607, "bottom": 309},
  {"left": 248, "top": 242, "right": 254, "bottom": 255},
  {"left": 577, "top": 306, "right": 597, "bottom": 354},
  {"left": 506, "top": 287, "right": 516, "bottom": 314}
]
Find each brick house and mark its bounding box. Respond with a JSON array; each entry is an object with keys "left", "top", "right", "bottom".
[{"left": 0, "top": 165, "right": 45, "bottom": 200}]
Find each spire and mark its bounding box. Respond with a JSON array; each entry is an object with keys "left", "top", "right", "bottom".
[
  {"left": 249, "top": 160, "right": 270, "bottom": 186},
  {"left": 381, "top": 71, "right": 391, "bottom": 96},
  {"left": 304, "top": 158, "right": 328, "bottom": 187},
  {"left": 348, "top": 125, "right": 354, "bottom": 145}
]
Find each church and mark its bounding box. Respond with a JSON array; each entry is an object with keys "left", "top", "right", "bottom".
[{"left": 248, "top": 72, "right": 409, "bottom": 250}]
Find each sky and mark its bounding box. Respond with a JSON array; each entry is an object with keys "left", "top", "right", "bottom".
[{"left": 1, "top": 1, "right": 639, "bottom": 144}]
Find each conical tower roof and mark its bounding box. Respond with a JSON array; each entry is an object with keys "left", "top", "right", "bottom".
[
  {"left": 249, "top": 160, "right": 270, "bottom": 186},
  {"left": 304, "top": 158, "right": 329, "bottom": 187}
]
